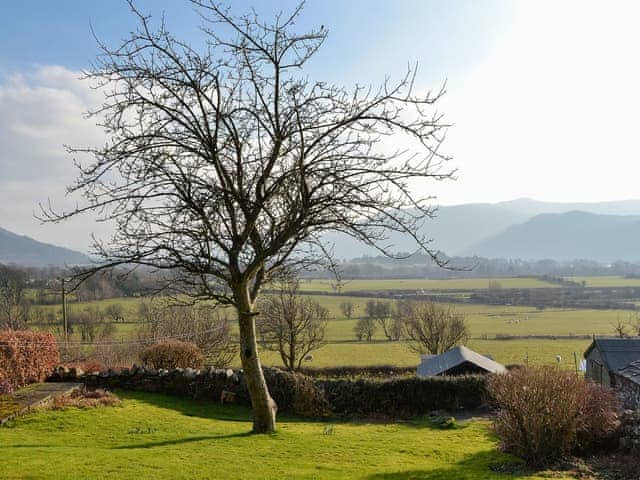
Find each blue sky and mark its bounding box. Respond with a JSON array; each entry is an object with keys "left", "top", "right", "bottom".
[
  {"left": 0, "top": 1, "right": 512, "bottom": 83},
  {"left": 2, "top": 1, "right": 640, "bottom": 250}
]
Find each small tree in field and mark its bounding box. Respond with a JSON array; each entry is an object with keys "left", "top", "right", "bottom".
[
  {"left": 354, "top": 318, "right": 377, "bottom": 342},
  {"left": 339, "top": 301, "right": 355, "bottom": 319},
  {"left": 401, "top": 300, "right": 468, "bottom": 354},
  {"left": 257, "top": 278, "right": 328, "bottom": 371},
  {"left": 44, "top": 1, "right": 453, "bottom": 432}
]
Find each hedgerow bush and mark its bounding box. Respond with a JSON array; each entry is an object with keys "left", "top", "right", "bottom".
[
  {"left": 320, "top": 374, "right": 487, "bottom": 417},
  {"left": 139, "top": 340, "right": 204, "bottom": 370},
  {"left": 0, "top": 330, "right": 60, "bottom": 391},
  {"left": 263, "top": 367, "right": 330, "bottom": 417},
  {"left": 488, "top": 366, "right": 620, "bottom": 467}
]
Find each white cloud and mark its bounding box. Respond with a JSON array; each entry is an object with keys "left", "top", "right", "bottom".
[{"left": 0, "top": 65, "right": 109, "bottom": 251}]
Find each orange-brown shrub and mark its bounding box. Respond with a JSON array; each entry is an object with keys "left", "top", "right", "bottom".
[
  {"left": 0, "top": 330, "right": 60, "bottom": 390},
  {"left": 488, "top": 366, "right": 620, "bottom": 467},
  {"left": 51, "top": 387, "right": 121, "bottom": 409},
  {"left": 139, "top": 340, "right": 204, "bottom": 370}
]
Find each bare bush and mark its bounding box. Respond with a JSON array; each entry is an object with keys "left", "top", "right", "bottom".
[
  {"left": 400, "top": 300, "right": 468, "bottom": 354},
  {"left": 137, "top": 302, "right": 235, "bottom": 368},
  {"left": 140, "top": 340, "right": 204, "bottom": 370},
  {"left": 51, "top": 387, "right": 122, "bottom": 409},
  {"left": 488, "top": 367, "right": 620, "bottom": 467}
]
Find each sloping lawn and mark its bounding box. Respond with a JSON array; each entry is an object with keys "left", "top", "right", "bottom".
[{"left": 0, "top": 391, "right": 571, "bottom": 479}]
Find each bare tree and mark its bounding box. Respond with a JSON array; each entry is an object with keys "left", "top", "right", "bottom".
[
  {"left": 401, "top": 300, "right": 468, "bottom": 354},
  {"left": 44, "top": 2, "right": 452, "bottom": 432},
  {"left": 354, "top": 317, "right": 377, "bottom": 342},
  {"left": 365, "top": 299, "right": 401, "bottom": 341},
  {"left": 104, "top": 303, "right": 125, "bottom": 323},
  {"left": 339, "top": 301, "right": 355, "bottom": 319},
  {"left": 0, "top": 265, "right": 30, "bottom": 330},
  {"left": 257, "top": 278, "right": 328, "bottom": 371},
  {"left": 612, "top": 319, "right": 629, "bottom": 338}
]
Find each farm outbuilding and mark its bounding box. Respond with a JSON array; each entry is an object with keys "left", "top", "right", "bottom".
[
  {"left": 417, "top": 346, "right": 507, "bottom": 377},
  {"left": 584, "top": 337, "right": 640, "bottom": 388}
]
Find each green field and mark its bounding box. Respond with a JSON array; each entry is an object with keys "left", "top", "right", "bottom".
[
  {"left": 31, "top": 290, "right": 623, "bottom": 370},
  {"left": 566, "top": 275, "right": 640, "bottom": 288},
  {"left": 299, "top": 277, "right": 556, "bottom": 292},
  {"left": 0, "top": 391, "right": 570, "bottom": 479},
  {"left": 258, "top": 338, "right": 589, "bottom": 369}
]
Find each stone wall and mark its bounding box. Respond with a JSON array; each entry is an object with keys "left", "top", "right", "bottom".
[
  {"left": 618, "top": 410, "right": 640, "bottom": 453},
  {"left": 47, "top": 365, "right": 488, "bottom": 418},
  {"left": 613, "top": 374, "right": 640, "bottom": 410}
]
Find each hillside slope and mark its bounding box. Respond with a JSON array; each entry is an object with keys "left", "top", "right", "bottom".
[
  {"left": 0, "top": 226, "right": 90, "bottom": 266},
  {"left": 465, "top": 211, "right": 640, "bottom": 262}
]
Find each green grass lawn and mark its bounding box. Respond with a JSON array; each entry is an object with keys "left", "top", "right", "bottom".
[{"left": 0, "top": 391, "right": 571, "bottom": 480}]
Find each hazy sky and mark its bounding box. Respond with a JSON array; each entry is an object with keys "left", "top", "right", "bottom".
[{"left": 1, "top": 0, "right": 639, "bottom": 251}]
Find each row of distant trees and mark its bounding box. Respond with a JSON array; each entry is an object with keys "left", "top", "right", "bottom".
[{"left": 303, "top": 254, "right": 640, "bottom": 280}]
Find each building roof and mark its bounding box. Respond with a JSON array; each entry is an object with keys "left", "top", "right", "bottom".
[
  {"left": 584, "top": 338, "right": 640, "bottom": 373},
  {"left": 615, "top": 359, "right": 640, "bottom": 385},
  {"left": 417, "top": 345, "right": 507, "bottom": 377}
]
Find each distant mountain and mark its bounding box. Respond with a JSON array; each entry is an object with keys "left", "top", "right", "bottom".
[
  {"left": 464, "top": 211, "right": 640, "bottom": 262},
  {"left": 0, "top": 227, "right": 90, "bottom": 267},
  {"left": 325, "top": 198, "right": 640, "bottom": 261},
  {"left": 497, "top": 197, "right": 640, "bottom": 217},
  {"left": 324, "top": 203, "right": 529, "bottom": 260}
]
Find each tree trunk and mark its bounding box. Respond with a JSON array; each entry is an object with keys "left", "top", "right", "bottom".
[{"left": 236, "top": 294, "right": 277, "bottom": 433}]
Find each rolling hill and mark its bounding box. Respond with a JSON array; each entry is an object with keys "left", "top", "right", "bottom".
[
  {"left": 0, "top": 226, "right": 90, "bottom": 267},
  {"left": 464, "top": 211, "right": 640, "bottom": 262}
]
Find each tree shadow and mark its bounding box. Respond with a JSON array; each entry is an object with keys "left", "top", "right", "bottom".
[
  {"left": 115, "top": 390, "right": 254, "bottom": 423},
  {"left": 365, "top": 450, "right": 531, "bottom": 480},
  {"left": 115, "top": 390, "right": 322, "bottom": 425},
  {"left": 111, "top": 432, "right": 252, "bottom": 449}
]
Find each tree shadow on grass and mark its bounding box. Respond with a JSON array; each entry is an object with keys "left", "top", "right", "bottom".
[
  {"left": 365, "top": 450, "right": 531, "bottom": 480},
  {"left": 115, "top": 390, "right": 318, "bottom": 425},
  {"left": 115, "top": 390, "right": 254, "bottom": 423},
  {"left": 111, "top": 432, "right": 252, "bottom": 449}
]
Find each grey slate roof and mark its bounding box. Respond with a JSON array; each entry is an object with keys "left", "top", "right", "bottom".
[
  {"left": 616, "top": 359, "right": 640, "bottom": 385},
  {"left": 584, "top": 338, "right": 640, "bottom": 373},
  {"left": 417, "top": 345, "right": 507, "bottom": 377}
]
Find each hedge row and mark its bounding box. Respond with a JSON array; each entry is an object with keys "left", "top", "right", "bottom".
[
  {"left": 50, "top": 365, "right": 486, "bottom": 418},
  {"left": 320, "top": 375, "right": 487, "bottom": 416},
  {"left": 298, "top": 365, "right": 416, "bottom": 379},
  {"left": 0, "top": 330, "right": 60, "bottom": 393}
]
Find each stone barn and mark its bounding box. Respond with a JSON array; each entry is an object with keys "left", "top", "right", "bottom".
[
  {"left": 584, "top": 338, "right": 640, "bottom": 388},
  {"left": 417, "top": 345, "right": 507, "bottom": 377}
]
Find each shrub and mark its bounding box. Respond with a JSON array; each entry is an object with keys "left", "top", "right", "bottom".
[
  {"left": 139, "top": 340, "right": 204, "bottom": 370},
  {"left": 488, "top": 367, "right": 620, "bottom": 467},
  {"left": 51, "top": 387, "right": 122, "bottom": 409},
  {"left": 0, "top": 330, "right": 59, "bottom": 390}
]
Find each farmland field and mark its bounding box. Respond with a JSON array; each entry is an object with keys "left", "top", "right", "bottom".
[
  {"left": 298, "top": 277, "right": 557, "bottom": 292},
  {"left": 0, "top": 390, "right": 571, "bottom": 480},
  {"left": 566, "top": 275, "right": 640, "bottom": 288}
]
